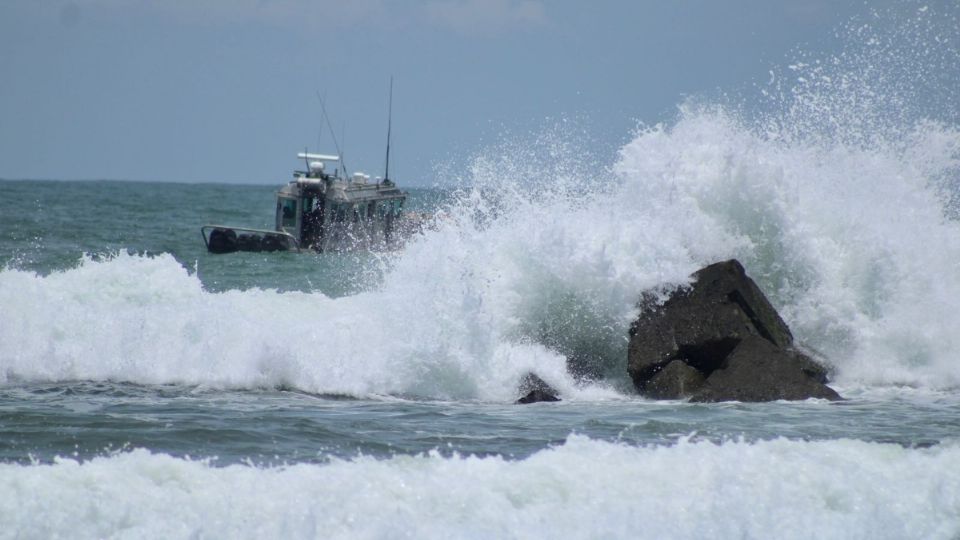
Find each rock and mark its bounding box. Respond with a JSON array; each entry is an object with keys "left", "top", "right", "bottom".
[
  {"left": 627, "top": 259, "right": 840, "bottom": 402},
  {"left": 517, "top": 389, "right": 561, "bottom": 404},
  {"left": 644, "top": 359, "right": 705, "bottom": 399},
  {"left": 690, "top": 335, "right": 841, "bottom": 402},
  {"left": 793, "top": 352, "right": 830, "bottom": 384},
  {"left": 516, "top": 373, "right": 561, "bottom": 404},
  {"left": 628, "top": 259, "right": 793, "bottom": 387}
]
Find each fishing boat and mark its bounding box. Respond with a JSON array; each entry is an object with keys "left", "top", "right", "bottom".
[
  {"left": 202, "top": 80, "right": 426, "bottom": 254},
  {"left": 201, "top": 152, "right": 413, "bottom": 253}
]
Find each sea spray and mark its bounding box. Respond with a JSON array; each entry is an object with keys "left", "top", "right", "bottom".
[
  {"left": 612, "top": 106, "right": 960, "bottom": 388},
  {"left": 421, "top": 2, "right": 960, "bottom": 389}
]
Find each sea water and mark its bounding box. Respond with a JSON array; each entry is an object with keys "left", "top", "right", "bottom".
[{"left": 2, "top": 6, "right": 960, "bottom": 539}]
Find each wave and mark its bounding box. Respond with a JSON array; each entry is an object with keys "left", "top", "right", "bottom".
[
  {"left": 2, "top": 5, "right": 959, "bottom": 395},
  {"left": 0, "top": 252, "right": 609, "bottom": 400},
  {"left": 2, "top": 116, "right": 958, "bottom": 395},
  {"left": 1, "top": 435, "right": 957, "bottom": 539}
]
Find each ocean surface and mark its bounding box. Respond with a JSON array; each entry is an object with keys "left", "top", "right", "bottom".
[{"left": 3, "top": 9, "right": 960, "bottom": 539}]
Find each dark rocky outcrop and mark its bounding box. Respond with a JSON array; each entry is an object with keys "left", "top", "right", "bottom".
[
  {"left": 516, "top": 373, "right": 561, "bottom": 404},
  {"left": 628, "top": 259, "right": 840, "bottom": 402},
  {"left": 644, "top": 359, "right": 706, "bottom": 400},
  {"left": 690, "top": 335, "right": 840, "bottom": 402}
]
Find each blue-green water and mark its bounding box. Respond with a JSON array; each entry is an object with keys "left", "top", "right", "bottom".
[
  {"left": 1, "top": 381, "right": 956, "bottom": 467},
  {"left": 1, "top": 180, "right": 445, "bottom": 295}
]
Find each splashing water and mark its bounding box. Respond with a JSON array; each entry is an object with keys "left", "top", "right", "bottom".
[
  {"left": 2, "top": 4, "right": 959, "bottom": 396},
  {"left": 382, "top": 3, "right": 960, "bottom": 391}
]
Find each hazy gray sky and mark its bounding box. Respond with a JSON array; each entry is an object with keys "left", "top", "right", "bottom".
[{"left": 0, "top": 0, "right": 915, "bottom": 185}]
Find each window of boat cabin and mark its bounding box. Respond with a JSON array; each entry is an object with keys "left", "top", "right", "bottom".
[{"left": 280, "top": 198, "right": 297, "bottom": 228}]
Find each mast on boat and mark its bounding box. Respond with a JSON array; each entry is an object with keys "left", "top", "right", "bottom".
[
  {"left": 384, "top": 76, "right": 393, "bottom": 183},
  {"left": 316, "top": 91, "right": 347, "bottom": 178}
]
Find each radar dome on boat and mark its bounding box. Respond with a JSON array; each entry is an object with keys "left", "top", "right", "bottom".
[{"left": 309, "top": 161, "right": 325, "bottom": 172}]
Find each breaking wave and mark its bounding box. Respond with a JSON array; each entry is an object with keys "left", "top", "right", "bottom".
[
  {"left": 2, "top": 4, "right": 959, "bottom": 395},
  {"left": 1, "top": 435, "right": 958, "bottom": 539}
]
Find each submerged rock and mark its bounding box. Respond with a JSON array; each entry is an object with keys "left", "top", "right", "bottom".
[
  {"left": 627, "top": 259, "right": 840, "bottom": 402},
  {"left": 516, "top": 373, "right": 561, "bottom": 404}
]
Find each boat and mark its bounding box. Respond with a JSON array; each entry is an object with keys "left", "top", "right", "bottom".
[{"left": 201, "top": 152, "right": 413, "bottom": 253}]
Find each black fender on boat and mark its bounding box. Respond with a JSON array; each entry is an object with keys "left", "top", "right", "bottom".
[
  {"left": 208, "top": 228, "right": 238, "bottom": 254},
  {"left": 237, "top": 234, "right": 263, "bottom": 252},
  {"left": 260, "top": 234, "right": 286, "bottom": 252}
]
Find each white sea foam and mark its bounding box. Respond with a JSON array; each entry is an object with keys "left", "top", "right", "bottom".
[
  {"left": 0, "top": 252, "right": 586, "bottom": 400},
  {"left": 1, "top": 436, "right": 957, "bottom": 539}
]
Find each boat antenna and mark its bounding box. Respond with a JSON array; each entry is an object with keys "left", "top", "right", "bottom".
[
  {"left": 384, "top": 76, "right": 393, "bottom": 181},
  {"left": 315, "top": 90, "right": 348, "bottom": 177},
  {"left": 317, "top": 90, "right": 327, "bottom": 152}
]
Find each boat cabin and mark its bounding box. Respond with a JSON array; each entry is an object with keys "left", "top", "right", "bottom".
[{"left": 277, "top": 153, "right": 407, "bottom": 252}]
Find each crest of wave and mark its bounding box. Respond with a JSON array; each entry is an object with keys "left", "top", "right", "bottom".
[
  {"left": 0, "top": 250, "right": 586, "bottom": 401},
  {"left": 615, "top": 106, "right": 960, "bottom": 388},
  {"left": 381, "top": 122, "right": 745, "bottom": 390}
]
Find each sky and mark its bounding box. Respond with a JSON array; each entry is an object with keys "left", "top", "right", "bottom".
[{"left": 0, "top": 0, "right": 928, "bottom": 186}]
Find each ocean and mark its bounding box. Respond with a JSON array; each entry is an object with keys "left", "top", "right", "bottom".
[{"left": 3, "top": 9, "right": 960, "bottom": 539}]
